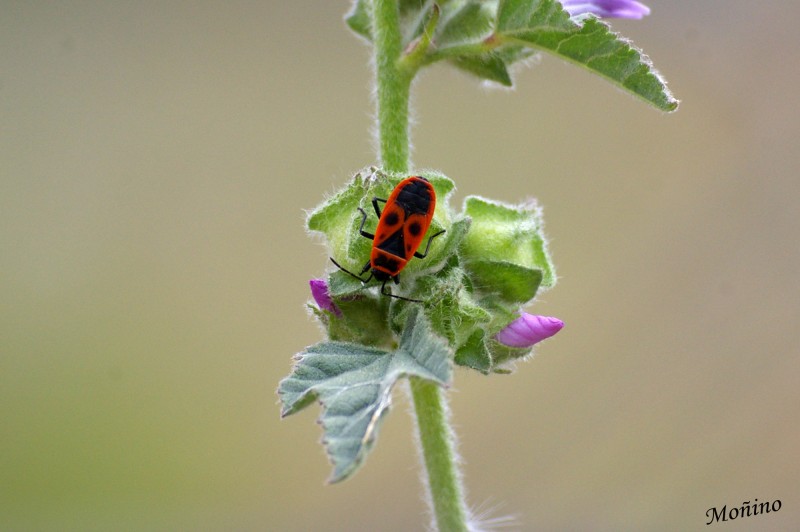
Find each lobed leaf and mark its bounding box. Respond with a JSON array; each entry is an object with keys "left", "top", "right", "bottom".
[{"left": 278, "top": 309, "right": 451, "bottom": 482}]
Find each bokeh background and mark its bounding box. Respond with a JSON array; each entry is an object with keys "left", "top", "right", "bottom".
[{"left": 2, "top": 1, "right": 798, "bottom": 530}]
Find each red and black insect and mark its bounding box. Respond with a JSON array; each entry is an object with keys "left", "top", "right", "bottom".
[{"left": 330, "top": 176, "right": 445, "bottom": 302}]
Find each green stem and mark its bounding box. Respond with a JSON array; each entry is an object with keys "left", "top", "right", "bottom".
[
  {"left": 410, "top": 378, "right": 469, "bottom": 532},
  {"left": 372, "top": 0, "right": 412, "bottom": 173},
  {"left": 372, "top": 2, "right": 469, "bottom": 530}
]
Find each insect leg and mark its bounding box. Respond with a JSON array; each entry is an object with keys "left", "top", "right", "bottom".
[
  {"left": 372, "top": 197, "right": 387, "bottom": 218},
  {"left": 359, "top": 260, "right": 372, "bottom": 275},
  {"left": 413, "top": 229, "right": 446, "bottom": 259},
  {"left": 357, "top": 207, "right": 375, "bottom": 240},
  {"left": 380, "top": 277, "right": 422, "bottom": 303}
]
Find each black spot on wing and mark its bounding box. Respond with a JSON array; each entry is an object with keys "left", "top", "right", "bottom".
[{"left": 384, "top": 210, "right": 400, "bottom": 226}]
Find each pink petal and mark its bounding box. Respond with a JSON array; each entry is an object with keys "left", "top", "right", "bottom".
[
  {"left": 309, "top": 279, "right": 342, "bottom": 317},
  {"left": 495, "top": 313, "right": 564, "bottom": 348}
]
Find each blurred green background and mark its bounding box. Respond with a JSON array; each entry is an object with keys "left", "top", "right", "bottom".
[{"left": 2, "top": 1, "right": 798, "bottom": 530}]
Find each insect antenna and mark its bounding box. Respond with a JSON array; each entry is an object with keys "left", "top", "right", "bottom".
[{"left": 329, "top": 257, "right": 370, "bottom": 283}]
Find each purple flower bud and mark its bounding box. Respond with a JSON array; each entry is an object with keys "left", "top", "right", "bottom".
[
  {"left": 561, "top": 0, "right": 651, "bottom": 19},
  {"left": 495, "top": 313, "right": 564, "bottom": 348},
  {"left": 309, "top": 279, "right": 342, "bottom": 317}
]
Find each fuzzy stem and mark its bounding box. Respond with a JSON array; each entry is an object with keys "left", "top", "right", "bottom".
[
  {"left": 410, "top": 377, "right": 469, "bottom": 532},
  {"left": 372, "top": 0, "right": 412, "bottom": 173},
  {"left": 372, "top": 2, "right": 469, "bottom": 530}
]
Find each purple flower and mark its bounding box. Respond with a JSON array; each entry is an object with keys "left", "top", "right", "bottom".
[
  {"left": 561, "top": 0, "right": 651, "bottom": 19},
  {"left": 495, "top": 313, "right": 564, "bottom": 348},
  {"left": 309, "top": 279, "right": 342, "bottom": 317}
]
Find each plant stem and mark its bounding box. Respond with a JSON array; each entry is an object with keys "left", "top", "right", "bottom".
[
  {"left": 410, "top": 377, "right": 469, "bottom": 532},
  {"left": 372, "top": 0, "right": 411, "bottom": 173},
  {"left": 372, "top": 1, "right": 469, "bottom": 530}
]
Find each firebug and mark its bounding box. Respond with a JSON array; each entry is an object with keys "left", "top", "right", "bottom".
[{"left": 330, "top": 176, "right": 445, "bottom": 302}]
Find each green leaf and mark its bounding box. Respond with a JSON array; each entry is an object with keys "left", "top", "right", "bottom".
[
  {"left": 346, "top": 0, "right": 436, "bottom": 45},
  {"left": 480, "top": 296, "right": 521, "bottom": 336},
  {"left": 487, "top": 337, "right": 534, "bottom": 372},
  {"left": 408, "top": 264, "right": 492, "bottom": 345},
  {"left": 323, "top": 289, "right": 393, "bottom": 347},
  {"left": 348, "top": 0, "right": 677, "bottom": 109},
  {"left": 327, "top": 269, "right": 366, "bottom": 298},
  {"left": 454, "top": 328, "right": 492, "bottom": 373},
  {"left": 495, "top": 0, "right": 678, "bottom": 111},
  {"left": 278, "top": 308, "right": 452, "bottom": 482},
  {"left": 345, "top": 0, "right": 372, "bottom": 41},
  {"left": 461, "top": 196, "right": 556, "bottom": 290},
  {"left": 307, "top": 169, "right": 373, "bottom": 265},
  {"left": 407, "top": 216, "right": 470, "bottom": 278},
  {"left": 449, "top": 53, "right": 514, "bottom": 86},
  {"left": 464, "top": 259, "right": 543, "bottom": 304},
  {"left": 431, "top": 1, "right": 512, "bottom": 84},
  {"left": 437, "top": 1, "right": 494, "bottom": 46}
]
